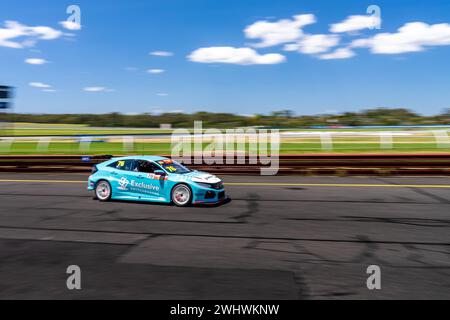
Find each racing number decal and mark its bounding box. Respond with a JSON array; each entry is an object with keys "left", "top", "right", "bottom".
[
  {"left": 117, "top": 161, "right": 125, "bottom": 168},
  {"left": 166, "top": 166, "right": 177, "bottom": 173},
  {"left": 157, "top": 159, "right": 176, "bottom": 176}
]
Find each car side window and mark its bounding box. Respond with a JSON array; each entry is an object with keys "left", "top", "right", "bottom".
[
  {"left": 108, "top": 161, "right": 120, "bottom": 169},
  {"left": 135, "top": 160, "right": 158, "bottom": 173},
  {"left": 108, "top": 160, "right": 135, "bottom": 171}
]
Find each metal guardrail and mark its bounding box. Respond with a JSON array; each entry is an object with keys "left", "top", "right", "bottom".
[{"left": 0, "top": 154, "right": 449, "bottom": 175}]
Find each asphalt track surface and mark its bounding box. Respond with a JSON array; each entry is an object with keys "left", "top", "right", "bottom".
[{"left": 0, "top": 173, "right": 450, "bottom": 299}]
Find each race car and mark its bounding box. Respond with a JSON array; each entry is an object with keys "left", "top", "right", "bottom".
[{"left": 87, "top": 156, "right": 226, "bottom": 207}]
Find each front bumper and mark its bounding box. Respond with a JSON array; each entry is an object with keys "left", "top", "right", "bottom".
[
  {"left": 193, "top": 195, "right": 230, "bottom": 205},
  {"left": 192, "top": 186, "right": 227, "bottom": 204}
]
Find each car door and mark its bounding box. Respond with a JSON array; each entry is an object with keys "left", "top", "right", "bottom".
[
  {"left": 108, "top": 159, "right": 137, "bottom": 199},
  {"left": 127, "top": 160, "right": 165, "bottom": 201}
]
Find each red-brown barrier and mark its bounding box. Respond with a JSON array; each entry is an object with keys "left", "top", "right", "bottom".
[{"left": 0, "top": 154, "right": 449, "bottom": 175}]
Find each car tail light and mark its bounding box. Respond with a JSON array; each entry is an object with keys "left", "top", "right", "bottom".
[{"left": 91, "top": 165, "right": 98, "bottom": 174}]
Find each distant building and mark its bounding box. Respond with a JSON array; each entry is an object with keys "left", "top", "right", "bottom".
[
  {"left": 0, "top": 85, "right": 14, "bottom": 137},
  {"left": 160, "top": 123, "right": 172, "bottom": 130},
  {"left": 0, "top": 86, "right": 13, "bottom": 110}
]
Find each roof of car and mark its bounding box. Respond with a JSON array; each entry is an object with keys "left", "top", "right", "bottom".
[{"left": 111, "top": 155, "right": 169, "bottom": 162}]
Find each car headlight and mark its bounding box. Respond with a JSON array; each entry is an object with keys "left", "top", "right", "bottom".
[
  {"left": 194, "top": 182, "right": 212, "bottom": 189},
  {"left": 192, "top": 179, "right": 223, "bottom": 189},
  {"left": 191, "top": 177, "right": 206, "bottom": 184}
]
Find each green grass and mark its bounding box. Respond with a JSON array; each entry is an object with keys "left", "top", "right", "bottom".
[
  {"left": 0, "top": 123, "right": 173, "bottom": 136},
  {"left": 1, "top": 122, "right": 449, "bottom": 155},
  {"left": 8, "top": 129, "right": 173, "bottom": 136},
  {"left": 4, "top": 122, "right": 450, "bottom": 137},
  {"left": 1, "top": 141, "right": 449, "bottom": 155}
]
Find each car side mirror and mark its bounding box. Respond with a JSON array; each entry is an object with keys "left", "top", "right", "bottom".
[{"left": 154, "top": 170, "right": 166, "bottom": 176}]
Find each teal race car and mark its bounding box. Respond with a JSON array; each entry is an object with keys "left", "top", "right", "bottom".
[{"left": 87, "top": 156, "right": 226, "bottom": 207}]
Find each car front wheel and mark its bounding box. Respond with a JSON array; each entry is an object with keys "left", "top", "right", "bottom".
[
  {"left": 95, "top": 180, "right": 112, "bottom": 202},
  {"left": 171, "top": 184, "right": 192, "bottom": 207}
]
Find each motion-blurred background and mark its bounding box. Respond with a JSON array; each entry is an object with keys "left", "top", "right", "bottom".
[{"left": 1, "top": 0, "right": 450, "bottom": 300}]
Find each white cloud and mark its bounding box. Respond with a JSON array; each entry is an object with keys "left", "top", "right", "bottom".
[
  {"left": 188, "top": 47, "right": 286, "bottom": 65},
  {"left": 319, "top": 48, "right": 356, "bottom": 60},
  {"left": 59, "top": 21, "right": 81, "bottom": 31},
  {"left": 330, "top": 15, "right": 381, "bottom": 33},
  {"left": 238, "top": 113, "right": 256, "bottom": 118},
  {"left": 31, "top": 25, "right": 62, "bottom": 39},
  {"left": 64, "top": 32, "right": 76, "bottom": 38},
  {"left": 42, "top": 89, "right": 57, "bottom": 92},
  {"left": 83, "top": 87, "right": 114, "bottom": 92},
  {"left": 25, "top": 58, "right": 48, "bottom": 65},
  {"left": 150, "top": 107, "right": 183, "bottom": 114},
  {"left": 0, "top": 21, "right": 63, "bottom": 48},
  {"left": 284, "top": 34, "right": 340, "bottom": 54},
  {"left": 29, "top": 82, "right": 52, "bottom": 88},
  {"left": 147, "top": 69, "right": 165, "bottom": 74},
  {"left": 84, "top": 87, "right": 105, "bottom": 92},
  {"left": 244, "top": 14, "right": 316, "bottom": 48},
  {"left": 352, "top": 22, "right": 450, "bottom": 54},
  {"left": 150, "top": 107, "right": 163, "bottom": 114},
  {"left": 150, "top": 51, "right": 174, "bottom": 57},
  {"left": 0, "top": 21, "right": 30, "bottom": 48},
  {"left": 157, "top": 93, "right": 169, "bottom": 96}
]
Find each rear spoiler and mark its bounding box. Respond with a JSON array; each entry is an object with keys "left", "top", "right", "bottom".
[{"left": 81, "top": 155, "right": 114, "bottom": 163}]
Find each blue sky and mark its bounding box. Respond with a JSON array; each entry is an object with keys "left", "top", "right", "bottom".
[{"left": 1, "top": 0, "right": 450, "bottom": 115}]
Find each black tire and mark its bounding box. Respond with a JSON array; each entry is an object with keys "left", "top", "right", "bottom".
[
  {"left": 171, "top": 184, "right": 192, "bottom": 207},
  {"left": 95, "top": 180, "right": 112, "bottom": 202}
]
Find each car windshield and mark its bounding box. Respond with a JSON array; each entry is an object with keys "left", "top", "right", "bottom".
[{"left": 156, "top": 159, "right": 192, "bottom": 174}]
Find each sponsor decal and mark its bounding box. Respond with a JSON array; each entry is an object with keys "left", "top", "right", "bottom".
[
  {"left": 147, "top": 173, "right": 169, "bottom": 181},
  {"left": 130, "top": 180, "right": 159, "bottom": 191},
  {"left": 118, "top": 176, "right": 160, "bottom": 195},
  {"left": 118, "top": 177, "right": 129, "bottom": 190}
]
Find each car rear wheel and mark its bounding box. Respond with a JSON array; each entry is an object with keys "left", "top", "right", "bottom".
[
  {"left": 171, "top": 184, "right": 192, "bottom": 207},
  {"left": 95, "top": 180, "right": 112, "bottom": 202}
]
